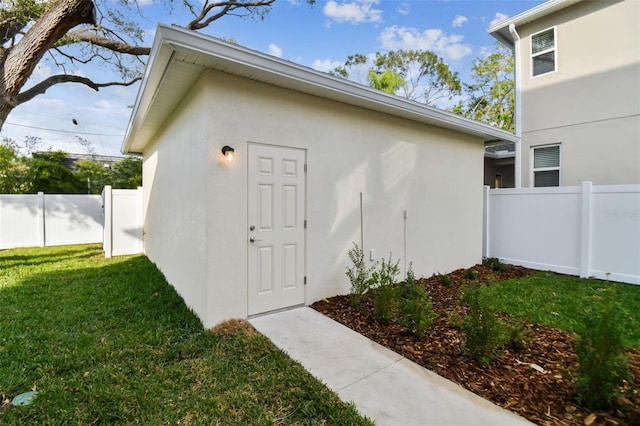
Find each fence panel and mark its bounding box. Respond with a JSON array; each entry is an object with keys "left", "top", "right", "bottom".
[
  {"left": 103, "top": 186, "right": 143, "bottom": 258},
  {"left": 484, "top": 183, "right": 640, "bottom": 285},
  {"left": 590, "top": 186, "right": 640, "bottom": 283},
  {"left": 0, "top": 193, "right": 43, "bottom": 249},
  {"left": 44, "top": 194, "right": 103, "bottom": 246}
]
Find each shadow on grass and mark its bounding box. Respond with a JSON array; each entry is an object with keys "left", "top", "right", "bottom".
[
  {"left": 0, "top": 244, "right": 103, "bottom": 269},
  {"left": 0, "top": 248, "right": 371, "bottom": 425}
]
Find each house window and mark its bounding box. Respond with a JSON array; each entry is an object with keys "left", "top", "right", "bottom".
[
  {"left": 532, "top": 145, "right": 560, "bottom": 187},
  {"left": 531, "top": 28, "right": 556, "bottom": 76}
]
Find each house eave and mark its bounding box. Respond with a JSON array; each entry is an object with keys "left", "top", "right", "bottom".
[
  {"left": 123, "top": 24, "right": 517, "bottom": 155},
  {"left": 488, "top": 0, "right": 584, "bottom": 46}
]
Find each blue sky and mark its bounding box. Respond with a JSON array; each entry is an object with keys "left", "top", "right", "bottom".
[{"left": 1, "top": 0, "right": 541, "bottom": 157}]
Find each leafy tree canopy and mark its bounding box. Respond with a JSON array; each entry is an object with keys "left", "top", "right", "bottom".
[
  {"left": 0, "top": 137, "right": 142, "bottom": 194},
  {"left": 453, "top": 43, "right": 514, "bottom": 132},
  {"left": 333, "top": 50, "right": 462, "bottom": 106}
]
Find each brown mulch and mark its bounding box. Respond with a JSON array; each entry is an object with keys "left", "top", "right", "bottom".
[{"left": 310, "top": 264, "right": 640, "bottom": 426}]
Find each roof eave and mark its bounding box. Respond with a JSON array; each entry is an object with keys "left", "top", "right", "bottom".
[
  {"left": 123, "top": 24, "right": 517, "bottom": 154},
  {"left": 488, "top": 0, "right": 584, "bottom": 45}
]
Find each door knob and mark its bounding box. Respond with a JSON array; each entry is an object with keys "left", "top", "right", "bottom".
[{"left": 249, "top": 237, "right": 262, "bottom": 243}]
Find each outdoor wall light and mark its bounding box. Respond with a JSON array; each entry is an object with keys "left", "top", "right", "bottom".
[{"left": 221, "top": 145, "right": 235, "bottom": 162}]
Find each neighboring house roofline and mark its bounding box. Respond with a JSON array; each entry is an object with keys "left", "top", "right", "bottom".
[
  {"left": 122, "top": 24, "right": 517, "bottom": 155},
  {"left": 488, "top": 0, "right": 583, "bottom": 46}
]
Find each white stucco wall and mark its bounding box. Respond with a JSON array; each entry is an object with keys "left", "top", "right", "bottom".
[
  {"left": 196, "top": 70, "right": 484, "bottom": 327},
  {"left": 142, "top": 77, "right": 210, "bottom": 324}
]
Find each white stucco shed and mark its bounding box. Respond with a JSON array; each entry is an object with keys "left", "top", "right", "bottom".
[{"left": 122, "top": 25, "right": 517, "bottom": 328}]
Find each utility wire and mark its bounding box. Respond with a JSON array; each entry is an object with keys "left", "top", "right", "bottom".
[{"left": 3, "top": 121, "right": 124, "bottom": 137}]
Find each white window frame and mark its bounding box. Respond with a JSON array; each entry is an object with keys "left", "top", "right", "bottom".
[
  {"left": 531, "top": 27, "right": 557, "bottom": 77},
  {"left": 531, "top": 144, "right": 561, "bottom": 187}
]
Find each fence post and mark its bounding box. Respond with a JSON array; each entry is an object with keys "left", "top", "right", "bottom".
[
  {"left": 136, "top": 186, "right": 144, "bottom": 253},
  {"left": 37, "top": 192, "right": 45, "bottom": 247},
  {"left": 103, "top": 185, "right": 112, "bottom": 258},
  {"left": 579, "top": 181, "right": 593, "bottom": 278},
  {"left": 483, "top": 185, "right": 490, "bottom": 259}
]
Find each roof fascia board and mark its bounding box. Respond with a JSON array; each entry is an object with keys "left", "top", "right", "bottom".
[
  {"left": 124, "top": 24, "right": 517, "bottom": 153},
  {"left": 121, "top": 31, "right": 178, "bottom": 154},
  {"left": 488, "top": 0, "right": 583, "bottom": 45}
]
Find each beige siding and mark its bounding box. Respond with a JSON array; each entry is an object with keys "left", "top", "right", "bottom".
[{"left": 517, "top": 0, "right": 640, "bottom": 186}]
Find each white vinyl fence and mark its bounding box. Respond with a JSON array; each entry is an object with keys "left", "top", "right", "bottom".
[
  {"left": 0, "top": 188, "right": 143, "bottom": 258},
  {"left": 102, "top": 186, "right": 143, "bottom": 258},
  {"left": 484, "top": 182, "right": 640, "bottom": 285},
  {"left": 0, "top": 193, "right": 103, "bottom": 249}
]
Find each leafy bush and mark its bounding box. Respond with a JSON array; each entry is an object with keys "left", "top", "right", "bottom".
[
  {"left": 438, "top": 273, "right": 453, "bottom": 287},
  {"left": 345, "top": 243, "right": 376, "bottom": 307},
  {"left": 447, "top": 310, "right": 463, "bottom": 329},
  {"left": 506, "top": 321, "right": 534, "bottom": 351},
  {"left": 575, "top": 288, "right": 630, "bottom": 410},
  {"left": 397, "top": 264, "right": 437, "bottom": 336},
  {"left": 484, "top": 257, "right": 509, "bottom": 272},
  {"left": 465, "top": 269, "right": 479, "bottom": 280},
  {"left": 461, "top": 283, "right": 506, "bottom": 364},
  {"left": 372, "top": 254, "right": 400, "bottom": 323}
]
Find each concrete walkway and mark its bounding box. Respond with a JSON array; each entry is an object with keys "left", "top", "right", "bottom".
[{"left": 249, "top": 307, "right": 533, "bottom": 426}]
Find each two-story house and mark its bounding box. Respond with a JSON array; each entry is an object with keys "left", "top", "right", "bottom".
[{"left": 488, "top": 0, "right": 639, "bottom": 187}]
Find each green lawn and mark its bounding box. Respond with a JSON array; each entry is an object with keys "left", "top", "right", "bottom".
[
  {"left": 0, "top": 244, "right": 372, "bottom": 425},
  {"left": 480, "top": 270, "right": 640, "bottom": 348}
]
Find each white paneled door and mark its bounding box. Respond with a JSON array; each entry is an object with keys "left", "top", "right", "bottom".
[{"left": 248, "top": 144, "right": 306, "bottom": 316}]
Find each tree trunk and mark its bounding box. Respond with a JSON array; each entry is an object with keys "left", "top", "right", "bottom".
[{"left": 0, "top": 0, "right": 96, "bottom": 130}]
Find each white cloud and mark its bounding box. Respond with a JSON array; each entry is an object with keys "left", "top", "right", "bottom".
[
  {"left": 379, "top": 26, "right": 472, "bottom": 61},
  {"left": 452, "top": 15, "right": 468, "bottom": 28},
  {"left": 268, "top": 44, "right": 283, "bottom": 58},
  {"left": 323, "top": 0, "right": 383, "bottom": 24},
  {"left": 490, "top": 13, "right": 509, "bottom": 27},
  {"left": 95, "top": 99, "right": 112, "bottom": 110},
  {"left": 312, "top": 59, "right": 342, "bottom": 73},
  {"left": 397, "top": 2, "right": 410, "bottom": 15},
  {"left": 137, "top": 0, "right": 153, "bottom": 6}
]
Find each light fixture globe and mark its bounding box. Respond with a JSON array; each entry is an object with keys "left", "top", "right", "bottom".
[{"left": 221, "top": 145, "right": 234, "bottom": 162}]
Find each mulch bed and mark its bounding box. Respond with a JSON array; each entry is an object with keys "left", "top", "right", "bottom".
[{"left": 310, "top": 264, "right": 640, "bottom": 426}]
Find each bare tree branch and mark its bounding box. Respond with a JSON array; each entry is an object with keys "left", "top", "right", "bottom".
[
  {"left": 65, "top": 28, "right": 150, "bottom": 56},
  {"left": 186, "top": 0, "right": 276, "bottom": 30},
  {"left": 16, "top": 74, "right": 141, "bottom": 106}
]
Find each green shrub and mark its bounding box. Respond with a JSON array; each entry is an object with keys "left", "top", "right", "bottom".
[
  {"left": 465, "top": 269, "right": 479, "bottom": 280},
  {"left": 397, "top": 264, "right": 437, "bottom": 337},
  {"left": 372, "top": 254, "right": 400, "bottom": 323},
  {"left": 438, "top": 273, "right": 453, "bottom": 287},
  {"left": 484, "top": 257, "right": 509, "bottom": 272},
  {"left": 447, "top": 310, "right": 463, "bottom": 329},
  {"left": 575, "top": 288, "right": 630, "bottom": 410},
  {"left": 346, "top": 243, "right": 377, "bottom": 307},
  {"left": 461, "top": 283, "right": 506, "bottom": 364},
  {"left": 506, "top": 321, "right": 534, "bottom": 351}
]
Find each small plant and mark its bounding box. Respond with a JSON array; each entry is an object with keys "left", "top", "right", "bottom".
[
  {"left": 465, "top": 269, "right": 479, "bottom": 280},
  {"left": 484, "top": 257, "right": 509, "bottom": 272},
  {"left": 438, "top": 273, "right": 453, "bottom": 287},
  {"left": 460, "top": 283, "right": 506, "bottom": 364},
  {"left": 372, "top": 254, "right": 400, "bottom": 323},
  {"left": 506, "top": 321, "right": 534, "bottom": 351},
  {"left": 397, "top": 264, "right": 437, "bottom": 337},
  {"left": 447, "top": 310, "right": 463, "bottom": 329},
  {"left": 575, "top": 288, "right": 630, "bottom": 410},
  {"left": 345, "top": 242, "right": 376, "bottom": 307}
]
